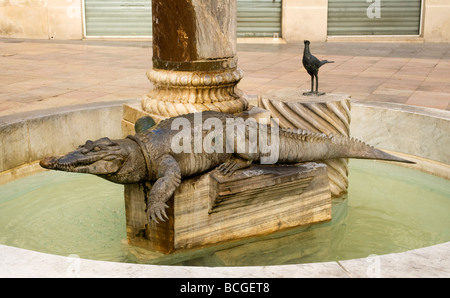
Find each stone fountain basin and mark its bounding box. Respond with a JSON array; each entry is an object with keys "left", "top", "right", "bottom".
[{"left": 0, "top": 99, "right": 449, "bottom": 277}]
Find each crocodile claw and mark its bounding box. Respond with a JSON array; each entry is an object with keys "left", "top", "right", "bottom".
[
  {"left": 218, "top": 158, "right": 253, "bottom": 176},
  {"left": 218, "top": 160, "right": 237, "bottom": 176},
  {"left": 147, "top": 202, "right": 169, "bottom": 223}
]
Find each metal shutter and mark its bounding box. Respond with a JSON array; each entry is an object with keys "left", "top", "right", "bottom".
[
  {"left": 327, "top": 0, "right": 422, "bottom": 36},
  {"left": 84, "top": 0, "right": 152, "bottom": 37},
  {"left": 84, "top": 0, "right": 282, "bottom": 38},
  {"left": 237, "top": 0, "right": 282, "bottom": 37}
]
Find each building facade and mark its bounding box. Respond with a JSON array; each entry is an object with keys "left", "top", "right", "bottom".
[{"left": 0, "top": 0, "right": 449, "bottom": 42}]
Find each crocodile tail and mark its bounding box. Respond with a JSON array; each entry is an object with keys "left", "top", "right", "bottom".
[
  {"left": 278, "top": 128, "right": 414, "bottom": 164},
  {"left": 328, "top": 134, "right": 415, "bottom": 164}
]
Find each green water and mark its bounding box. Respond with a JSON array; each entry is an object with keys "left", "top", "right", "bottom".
[{"left": 0, "top": 160, "right": 449, "bottom": 266}]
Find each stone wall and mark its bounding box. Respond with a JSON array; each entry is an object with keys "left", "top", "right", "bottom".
[
  {"left": 282, "top": 0, "right": 450, "bottom": 42},
  {"left": 0, "top": 1, "right": 448, "bottom": 42},
  {"left": 0, "top": 0, "right": 82, "bottom": 39},
  {"left": 0, "top": 101, "right": 128, "bottom": 176},
  {"left": 282, "top": 0, "right": 328, "bottom": 42},
  {"left": 423, "top": 0, "right": 450, "bottom": 42}
]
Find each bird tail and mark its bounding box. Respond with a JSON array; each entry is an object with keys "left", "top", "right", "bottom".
[{"left": 318, "top": 60, "right": 334, "bottom": 67}]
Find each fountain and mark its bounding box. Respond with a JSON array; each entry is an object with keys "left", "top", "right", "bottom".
[
  {"left": 39, "top": 0, "right": 412, "bottom": 255},
  {"left": 0, "top": 0, "right": 449, "bottom": 277}
]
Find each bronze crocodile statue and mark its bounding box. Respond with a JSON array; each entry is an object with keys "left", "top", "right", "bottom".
[{"left": 40, "top": 111, "right": 413, "bottom": 223}]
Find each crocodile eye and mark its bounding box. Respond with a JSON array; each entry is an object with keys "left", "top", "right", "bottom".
[{"left": 93, "top": 146, "right": 101, "bottom": 152}]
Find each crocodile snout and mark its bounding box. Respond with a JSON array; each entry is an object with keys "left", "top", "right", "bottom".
[{"left": 39, "top": 156, "right": 57, "bottom": 169}]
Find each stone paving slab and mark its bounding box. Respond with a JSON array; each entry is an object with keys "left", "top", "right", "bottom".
[{"left": 1, "top": 39, "right": 449, "bottom": 118}]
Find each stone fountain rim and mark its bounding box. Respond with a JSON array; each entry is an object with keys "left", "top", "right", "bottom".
[
  {"left": 0, "top": 100, "right": 449, "bottom": 278},
  {"left": 0, "top": 241, "right": 449, "bottom": 277}
]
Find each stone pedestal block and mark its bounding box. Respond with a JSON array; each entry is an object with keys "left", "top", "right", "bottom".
[
  {"left": 258, "top": 89, "right": 352, "bottom": 197},
  {"left": 122, "top": 102, "right": 271, "bottom": 138},
  {"left": 125, "top": 163, "right": 331, "bottom": 254}
]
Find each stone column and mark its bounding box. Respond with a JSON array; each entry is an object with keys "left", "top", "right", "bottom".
[{"left": 142, "top": 0, "right": 248, "bottom": 119}]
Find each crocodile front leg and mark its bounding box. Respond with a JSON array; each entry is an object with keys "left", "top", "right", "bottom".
[{"left": 146, "top": 154, "right": 181, "bottom": 223}]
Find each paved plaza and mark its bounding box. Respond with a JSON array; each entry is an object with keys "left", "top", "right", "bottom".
[{"left": 0, "top": 38, "right": 449, "bottom": 118}]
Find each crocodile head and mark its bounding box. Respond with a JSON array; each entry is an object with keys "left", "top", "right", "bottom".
[{"left": 40, "top": 137, "right": 147, "bottom": 184}]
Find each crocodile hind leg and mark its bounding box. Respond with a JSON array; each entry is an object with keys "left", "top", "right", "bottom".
[
  {"left": 217, "top": 155, "right": 253, "bottom": 176},
  {"left": 146, "top": 154, "right": 181, "bottom": 223},
  {"left": 218, "top": 117, "right": 259, "bottom": 176}
]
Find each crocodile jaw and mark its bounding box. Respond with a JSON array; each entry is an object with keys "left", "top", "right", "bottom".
[
  {"left": 39, "top": 153, "right": 124, "bottom": 175},
  {"left": 40, "top": 137, "right": 127, "bottom": 175}
]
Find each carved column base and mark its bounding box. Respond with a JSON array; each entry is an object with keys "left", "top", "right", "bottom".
[
  {"left": 259, "top": 89, "right": 352, "bottom": 198},
  {"left": 141, "top": 66, "right": 248, "bottom": 118}
]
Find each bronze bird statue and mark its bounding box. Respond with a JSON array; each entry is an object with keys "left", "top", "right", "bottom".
[{"left": 302, "top": 40, "right": 334, "bottom": 96}]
